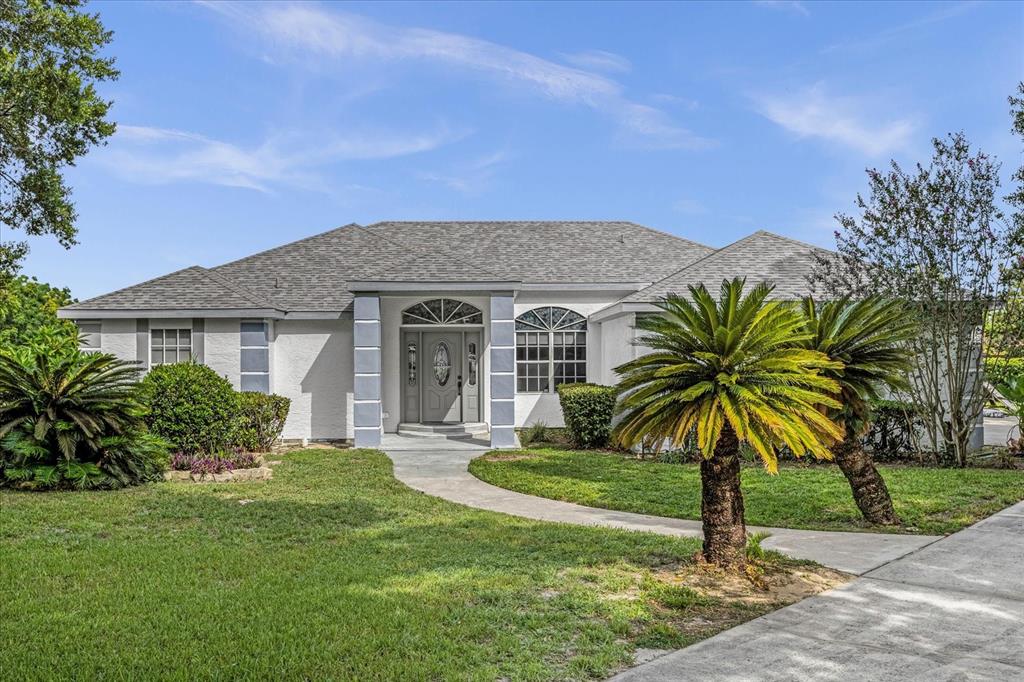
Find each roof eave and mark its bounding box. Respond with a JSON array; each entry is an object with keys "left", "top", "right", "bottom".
[
  {"left": 58, "top": 307, "right": 288, "bottom": 320},
  {"left": 346, "top": 280, "right": 522, "bottom": 294}
]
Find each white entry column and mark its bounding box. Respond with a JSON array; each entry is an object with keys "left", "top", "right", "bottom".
[
  {"left": 489, "top": 294, "right": 516, "bottom": 448},
  {"left": 353, "top": 295, "right": 383, "bottom": 447}
]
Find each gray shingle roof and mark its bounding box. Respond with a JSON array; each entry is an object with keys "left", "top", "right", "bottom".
[
  {"left": 362, "top": 221, "right": 714, "bottom": 283},
  {"left": 63, "top": 266, "right": 270, "bottom": 311},
  {"left": 67, "top": 221, "right": 715, "bottom": 313},
  {"left": 621, "top": 231, "right": 831, "bottom": 302}
]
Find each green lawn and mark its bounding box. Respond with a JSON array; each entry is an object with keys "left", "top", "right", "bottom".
[
  {"left": 470, "top": 448, "right": 1024, "bottom": 535},
  {"left": 0, "top": 448, "right": 818, "bottom": 681}
]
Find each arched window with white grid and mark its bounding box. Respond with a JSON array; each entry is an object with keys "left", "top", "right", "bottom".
[{"left": 515, "top": 306, "right": 587, "bottom": 393}]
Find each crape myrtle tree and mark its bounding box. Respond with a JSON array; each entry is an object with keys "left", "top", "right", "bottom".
[
  {"left": 0, "top": 0, "right": 118, "bottom": 279},
  {"left": 812, "top": 130, "right": 1024, "bottom": 467},
  {"left": 613, "top": 279, "right": 842, "bottom": 569},
  {"left": 986, "top": 83, "right": 1024, "bottom": 387}
]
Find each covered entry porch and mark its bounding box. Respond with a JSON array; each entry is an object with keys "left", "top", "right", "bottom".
[{"left": 349, "top": 282, "right": 519, "bottom": 449}]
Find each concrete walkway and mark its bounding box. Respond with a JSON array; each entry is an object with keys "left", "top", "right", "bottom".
[
  {"left": 381, "top": 435, "right": 941, "bottom": 575},
  {"left": 611, "top": 500, "right": 1024, "bottom": 681}
]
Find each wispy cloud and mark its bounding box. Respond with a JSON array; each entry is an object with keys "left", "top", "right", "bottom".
[
  {"left": 201, "top": 2, "right": 713, "bottom": 151},
  {"left": 102, "top": 124, "right": 462, "bottom": 192},
  {"left": 822, "top": 1, "right": 977, "bottom": 54},
  {"left": 417, "top": 150, "right": 510, "bottom": 193},
  {"left": 560, "top": 49, "right": 632, "bottom": 73},
  {"left": 753, "top": 1, "right": 810, "bottom": 17},
  {"left": 752, "top": 84, "right": 916, "bottom": 156}
]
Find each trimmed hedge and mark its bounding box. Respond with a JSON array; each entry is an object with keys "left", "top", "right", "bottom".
[
  {"left": 556, "top": 383, "right": 617, "bottom": 449},
  {"left": 234, "top": 392, "right": 291, "bottom": 451},
  {"left": 139, "top": 362, "right": 239, "bottom": 454}
]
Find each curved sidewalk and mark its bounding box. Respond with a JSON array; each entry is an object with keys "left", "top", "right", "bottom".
[{"left": 381, "top": 435, "right": 941, "bottom": 575}]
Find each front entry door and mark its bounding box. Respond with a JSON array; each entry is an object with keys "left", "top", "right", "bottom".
[{"left": 422, "top": 332, "right": 461, "bottom": 422}]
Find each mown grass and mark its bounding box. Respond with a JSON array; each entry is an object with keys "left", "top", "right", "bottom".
[
  {"left": 0, "top": 448, "right": 817, "bottom": 681},
  {"left": 470, "top": 448, "right": 1024, "bottom": 535}
]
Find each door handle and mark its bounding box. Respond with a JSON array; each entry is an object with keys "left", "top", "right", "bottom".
[{"left": 457, "top": 375, "right": 463, "bottom": 395}]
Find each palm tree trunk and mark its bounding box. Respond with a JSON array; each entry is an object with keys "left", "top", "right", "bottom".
[
  {"left": 833, "top": 435, "right": 900, "bottom": 526},
  {"left": 700, "top": 425, "right": 746, "bottom": 568}
]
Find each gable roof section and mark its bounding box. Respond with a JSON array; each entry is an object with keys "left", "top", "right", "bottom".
[
  {"left": 63, "top": 266, "right": 271, "bottom": 311},
  {"left": 65, "top": 221, "right": 716, "bottom": 314},
  {"left": 621, "top": 231, "right": 830, "bottom": 303}
]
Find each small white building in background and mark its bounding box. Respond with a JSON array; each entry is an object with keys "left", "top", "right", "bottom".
[{"left": 65, "top": 221, "right": 980, "bottom": 449}]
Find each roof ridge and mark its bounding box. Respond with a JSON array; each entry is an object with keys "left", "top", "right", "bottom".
[
  {"left": 199, "top": 267, "right": 273, "bottom": 309},
  {"left": 750, "top": 229, "right": 833, "bottom": 253},
  {"left": 354, "top": 224, "right": 511, "bottom": 280},
  {"left": 618, "top": 232, "right": 779, "bottom": 303},
  {"left": 620, "top": 221, "right": 715, "bottom": 252},
  {"left": 212, "top": 222, "right": 363, "bottom": 273},
  {"left": 620, "top": 236, "right": 748, "bottom": 302},
  {"left": 69, "top": 265, "right": 206, "bottom": 308},
  {"left": 618, "top": 230, "right": 829, "bottom": 304}
]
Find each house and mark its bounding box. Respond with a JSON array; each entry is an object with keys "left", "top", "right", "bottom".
[{"left": 58, "top": 222, "right": 828, "bottom": 448}]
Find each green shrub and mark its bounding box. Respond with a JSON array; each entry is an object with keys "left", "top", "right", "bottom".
[
  {"left": 0, "top": 347, "right": 169, "bottom": 490},
  {"left": 985, "top": 357, "right": 1024, "bottom": 388},
  {"left": 862, "top": 399, "right": 926, "bottom": 462},
  {"left": 139, "top": 362, "right": 238, "bottom": 454},
  {"left": 556, "top": 383, "right": 617, "bottom": 449},
  {"left": 233, "top": 392, "right": 290, "bottom": 451},
  {"left": 519, "top": 421, "right": 549, "bottom": 446}
]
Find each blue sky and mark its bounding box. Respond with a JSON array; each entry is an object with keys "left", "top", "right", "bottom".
[{"left": 16, "top": 0, "right": 1024, "bottom": 300}]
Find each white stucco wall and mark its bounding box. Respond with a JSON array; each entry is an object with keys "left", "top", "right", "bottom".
[
  {"left": 99, "top": 319, "right": 137, "bottom": 363},
  {"left": 205, "top": 318, "right": 240, "bottom": 389},
  {"left": 598, "top": 313, "right": 638, "bottom": 385},
  {"left": 514, "top": 291, "right": 629, "bottom": 428},
  {"left": 273, "top": 319, "right": 353, "bottom": 441}
]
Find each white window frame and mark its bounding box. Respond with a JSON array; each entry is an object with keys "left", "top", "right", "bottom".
[
  {"left": 240, "top": 319, "right": 270, "bottom": 394},
  {"left": 151, "top": 327, "right": 193, "bottom": 366},
  {"left": 515, "top": 307, "right": 588, "bottom": 394}
]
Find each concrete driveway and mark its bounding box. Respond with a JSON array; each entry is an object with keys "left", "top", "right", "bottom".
[
  {"left": 611, "top": 501, "right": 1024, "bottom": 681},
  {"left": 986, "top": 416, "right": 1020, "bottom": 447}
]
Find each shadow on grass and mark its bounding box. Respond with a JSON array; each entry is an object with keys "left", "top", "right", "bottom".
[{"left": 1, "top": 449, "right": 706, "bottom": 681}]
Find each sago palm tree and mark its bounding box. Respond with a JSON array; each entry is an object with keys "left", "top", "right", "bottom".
[
  {"left": 801, "top": 296, "right": 916, "bottom": 525},
  {"left": 614, "top": 279, "right": 843, "bottom": 568},
  {"left": 0, "top": 348, "right": 164, "bottom": 489}
]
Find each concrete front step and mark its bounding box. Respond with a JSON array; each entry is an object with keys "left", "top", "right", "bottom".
[{"left": 397, "top": 422, "right": 490, "bottom": 439}]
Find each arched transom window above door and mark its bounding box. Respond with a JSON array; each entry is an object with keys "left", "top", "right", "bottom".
[
  {"left": 515, "top": 306, "right": 587, "bottom": 393},
  {"left": 402, "top": 298, "right": 483, "bottom": 325}
]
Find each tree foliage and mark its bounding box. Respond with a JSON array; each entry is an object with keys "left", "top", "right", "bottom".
[
  {"left": 800, "top": 296, "right": 916, "bottom": 440},
  {"left": 812, "top": 132, "right": 1023, "bottom": 466},
  {"left": 615, "top": 279, "right": 842, "bottom": 472},
  {"left": 0, "top": 0, "right": 118, "bottom": 278},
  {"left": 0, "top": 274, "right": 77, "bottom": 354}
]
